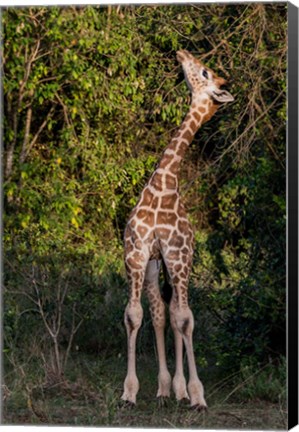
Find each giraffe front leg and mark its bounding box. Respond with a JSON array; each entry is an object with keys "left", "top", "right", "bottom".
[
  {"left": 122, "top": 250, "right": 148, "bottom": 406},
  {"left": 122, "top": 298, "right": 143, "bottom": 405}
]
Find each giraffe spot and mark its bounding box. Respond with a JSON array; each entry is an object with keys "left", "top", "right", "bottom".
[
  {"left": 135, "top": 240, "right": 143, "bottom": 250},
  {"left": 182, "top": 247, "right": 189, "bottom": 255},
  {"left": 179, "top": 123, "right": 187, "bottom": 131},
  {"left": 167, "top": 249, "right": 181, "bottom": 261},
  {"left": 178, "top": 219, "right": 190, "bottom": 234},
  {"left": 137, "top": 225, "right": 149, "bottom": 238},
  {"left": 157, "top": 211, "right": 177, "bottom": 226},
  {"left": 150, "top": 172, "right": 163, "bottom": 191},
  {"left": 155, "top": 227, "right": 171, "bottom": 240},
  {"left": 169, "top": 235, "right": 184, "bottom": 248},
  {"left": 151, "top": 197, "right": 159, "bottom": 209},
  {"left": 202, "top": 104, "right": 218, "bottom": 124},
  {"left": 131, "top": 219, "right": 136, "bottom": 228},
  {"left": 124, "top": 226, "right": 132, "bottom": 239},
  {"left": 180, "top": 268, "right": 189, "bottom": 278},
  {"left": 161, "top": 193, "right": 177, "bottom": 210},
  {"left": 192, "top": 111, "right": 202, "bottom": 122},
  {"left": 126, "top": 241, "right": 134, "bottom": 254},
  {"left": 174, "top": 263, "right": 182, "bottom": 273},
  {"left": 176, "top": 142, "right": 188, "bottom": 158},
  {"left": 198, "top": 106, "right": 206, "bottom": 113},
  {"left": 190, "top": 120, "right": 197, "bottom": 133},
  {"left": 137, "top": 209, "right": 147, "bottom": 219},
  {"left": 159, "top": 154, "right": 174, "bottom": 169},
  {"left": 140, "top": 188, "right": 154, "bottom": 206},
  {"left": 172, "top": 275, "right": 180, "bottom": 285},
  {"left": 178, "top": 203, "right": 187, "bottom": 218},
  {"left": 137, "top": 209, "right": 155, "bottom": 227},
  {"left": 144, "top": 212, "right": 154, "bottom": 226},
  {"left": 182, "top": 129, "right": 193, "bottom": 142},
  {"left": 169, "top": 160, "right": 180, "bottom": 175},
  {"left": 126, "top": 257, "right": 143, "bottom": 270},
  {"left": 168, "top": 139, "right": 179, "bottom": 151},
  {"left": 202, "top": 98, "right": 209, "bottom": 104},
  {"left": 165, "top": 174, "right": 177, "bottom": 190}
]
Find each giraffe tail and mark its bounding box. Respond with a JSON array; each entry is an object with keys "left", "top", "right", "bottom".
[{"left": 161, "top": 259, "right": 173, "bottom": 305}]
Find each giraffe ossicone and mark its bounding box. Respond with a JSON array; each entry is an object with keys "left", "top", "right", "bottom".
[{"left": 121, "top": 49, "right": 234, "bottom": 409}]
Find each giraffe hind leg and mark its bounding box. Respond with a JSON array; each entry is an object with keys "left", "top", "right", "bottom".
[
  {"left": 144, "top": 259, "right": 172, "bottom": 400},
  {"left": 163, "top": 250, "right": 207, "bottom": 408}
]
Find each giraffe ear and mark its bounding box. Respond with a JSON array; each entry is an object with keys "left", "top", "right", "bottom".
[{"left": 211, "top": 89, "right": 234, "bottom": 103}]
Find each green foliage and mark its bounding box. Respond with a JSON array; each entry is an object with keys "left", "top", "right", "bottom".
[
  {"left": 237, "top": 357, "right": 286, "bottom": 403},
  {"left": 3, "top": 3, "right": 286, "bottom": 386}
]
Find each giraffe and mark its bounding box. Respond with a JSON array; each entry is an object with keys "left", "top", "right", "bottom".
[{"left": 121, "top": 49, "right": 234, "bottom": 409}]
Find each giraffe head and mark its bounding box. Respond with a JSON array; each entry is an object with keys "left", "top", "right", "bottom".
[{"left": 177, "top": 49, "right": 234, "bottom": 103}]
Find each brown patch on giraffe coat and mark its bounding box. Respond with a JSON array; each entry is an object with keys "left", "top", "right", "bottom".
[
  {"left": 165, "top": 174, "right": 177, "bottom": 189},
  {"left": 167, "top": 249, "right": 181, "bottom": 261},
  {"left": 159, "top": 154, "right": 174, "bottom": 169},
  {"left": 182, "top": 129, "right": 193, "bottom": 142},
  {"left": 151, "top": 172, "right": 163, "bottom": 191},
  {"left": 192, "top": 111, "right": 202, "bottom": 122},
  {"left": 137, "top": 209, "right": 147, "bottom": 219},
  {"left": 190, "top": 120, "right": 197, "bottom": 133},
  {"left": 172, "top": 275, "right": 180, "bottom": 285},
  {"left": 174, "top": 263, "right": 183, "bottom": 273},
  {"left": 202, "top": 104, "right": 218, "bottom": 124},
  {"left": 169, "top": 160, "right": 181, "bottom": 175},
  {"left": 168, "top": 139, "right": 179, "bottom": 151},
  {"left": 176, "top": 142, "right": 188, "bottom": 158},
  {"left": 137, "top": 225, "right": 149, "bottom": 238},
  {"left": 137, "top": 209, "right": 155, "bottom": 227},
  {"left": 161, "top": 193, "right": 177, "bottom": 210},
  {"left": 155, "top": 227, "right": 171, "bottom": 239},
  {"left": 169, "top": 235, "right": 184, "bottom": 248},
  {"left": 178, "top": 219, "right": 190, "bottom": 234},
  {"left": 135, "top": 239, "right": 143, "bottom": 250},
  {"left": 126, "top": 257, "right": 143, "bottom": 270},
  {"left": 144, "top": 212, "right": 154, "bottom": 226},
  {"left": 125, "top": 241, "right": 134, "bottom": 254},
  {"left": 157, "top": 211, "right": 177, "bottom": 226},
  {"left": 198, "top": 106, "right": 206, "bottom": 113},
  {"left": 151, "top": 197, "right": 159, "bottom": 209},
  {"left": 178, "top": 203, "right": 187, "bottom": 218},
  {"left": 124, "top": 225, "right": 132, "bottom": 239},
  {"left": 139, "top": 188, "right": 154, "bottom": 207}
]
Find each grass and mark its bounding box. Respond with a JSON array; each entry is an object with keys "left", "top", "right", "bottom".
[{"left": 2, "top": 352, "right": 287, "bottom": 429}]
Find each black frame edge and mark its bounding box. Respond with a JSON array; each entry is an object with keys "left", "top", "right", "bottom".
[{"left": 288, "top": 1, "right": 299, "bottom": 430}]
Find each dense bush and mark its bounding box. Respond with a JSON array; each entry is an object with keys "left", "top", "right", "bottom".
[{"left": 3, "top": 4, "right": 286, "bottom": 378}]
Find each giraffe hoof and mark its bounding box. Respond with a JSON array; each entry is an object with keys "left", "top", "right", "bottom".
[
  {"left": 178, "top": 397, "right": 190, "bottom": 407},
  {"left": 157, "top": 395, "right": 169, "bottom": 408},
  {"left": 190, "top": 403, "right": 208, "bottom": 413},
  {"left": 120, "top": 399, "right": 136, "bottom": 410}
]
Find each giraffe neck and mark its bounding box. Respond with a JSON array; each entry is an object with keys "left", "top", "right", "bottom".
[{"left": 149, "top": 96, "right": 218, "bottom": 193}]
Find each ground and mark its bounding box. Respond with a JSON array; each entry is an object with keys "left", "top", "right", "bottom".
[{"left": 2, "top": 353, "right": 287, "bottom": 429}]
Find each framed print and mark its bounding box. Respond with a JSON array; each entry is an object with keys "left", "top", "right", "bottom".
[{"left": 1, "top": 1, "right": 298, "bottom": 430}]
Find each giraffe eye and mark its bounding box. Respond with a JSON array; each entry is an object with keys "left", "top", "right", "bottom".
[{"left": 202, "top": 69, "right": 209, "bottom": 79}]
